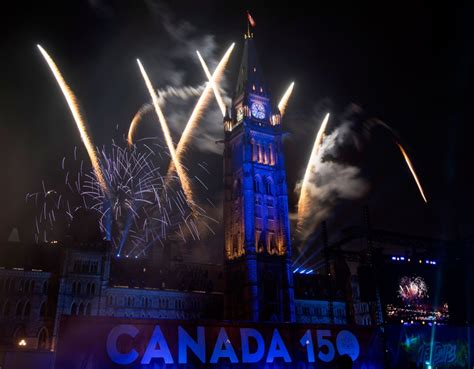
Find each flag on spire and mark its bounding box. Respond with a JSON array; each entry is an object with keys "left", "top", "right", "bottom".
[{"left": 247, "top": 11, "right": 256, "bottom": 27}]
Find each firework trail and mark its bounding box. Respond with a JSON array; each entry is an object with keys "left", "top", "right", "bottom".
[
  {"left": 157, "top": 85, "right": 205, "bottom": 100},
  {"left": 369, "top": 119, "right": 428, "bottom": 203},
  {"left": 396, "top": 142, "right": 428, "bottom": 203},
  {"left": 196, "top": 51, "right": 226, "bottom": 116},
  {"left": 37, "top": 45, "right": 108, "bottom": 194},
  {"left": 136, "top": 59, "right": 195, "bottom": 208},
  {"left": 166, "top": 43, "right": 235, "bottom": 178},
  {"left": 127, "top": 86, "right": 206, "bottom": 146},
  {"left": 128, "top": 104, "right": 153, "bottom": 147},
  {"left": 278, "top": 82, "right": 295, "bottom": 116},
  {"left": 296, "top": 113, "right": 330, "bottom": 231}
]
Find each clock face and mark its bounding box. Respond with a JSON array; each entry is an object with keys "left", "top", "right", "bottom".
[{"left": 251, "top": 101, "right": 266, "bottom": 120}]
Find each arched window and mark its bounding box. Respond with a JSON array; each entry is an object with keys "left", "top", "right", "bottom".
[
  {"left": 19, "top": 280, "right": 24, "bottom": 293},
  {"left": 76, "top": 282, "right": 81, "bottom": 295},
  {"left": 23, "top": 302, "right": 31, "bottom": 318},
  {"left": 265, "top": 177, "right": 274, "bottom": 196},
  {"left": 91, "top": 283, "right": 96, "bottom": 296},
  {"left": 42, "top": 281, "right": 48, "bottom": 294},
  {"left": 254, "top": 175, "right": 262, "bottom": 193},
  {"left": 85, "top": 303, "right": 91, "bottom": 316},
  {"left": 71, "top": 303, "right": 77, "bottom": 315},
  {"left": 3, "top": 301, "right": 11, "bottom": 317},
  {"left": 78, "top": 303, "right": 84, "bottom": 315},
  {"left": 16, "top": 301, "right": 24, "bottom": 317},
  {"left": 86, "top": 283, "right": 91, "bottom": 295},
  {"left": 24, "top": 280, "right": 30, "bottom": 293},
  {"left": 72, "top": 281, "right": 76, "bottom": 295},
  {"left": 269, "top": 144, "right": 275, "bottom": 165},
  {"left": 40, "top": 302, "right": 47, "bottom": 318},
  {"left": 38, "top": 327, "right": 49, "bottom": 350},
  {"left": 29, "top": 280, "right": 35, "bottom": 293}
]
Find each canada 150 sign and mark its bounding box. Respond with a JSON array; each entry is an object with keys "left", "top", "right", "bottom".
[{"left": 55, "top": 317, "right": 382, "bottom": 369}]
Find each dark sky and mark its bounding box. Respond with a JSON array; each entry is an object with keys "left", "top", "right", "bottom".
[{"left": 0, "top": 1, "right": 472, "bottom": 246}]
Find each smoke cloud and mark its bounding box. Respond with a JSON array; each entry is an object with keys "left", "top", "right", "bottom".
[{"left": 294, "top": 112, "right": 370, "bottom": 239}]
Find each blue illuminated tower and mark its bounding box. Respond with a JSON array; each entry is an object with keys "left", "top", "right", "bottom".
[{"left": 223, "top": 29, "right": 295, "bottom": 322}]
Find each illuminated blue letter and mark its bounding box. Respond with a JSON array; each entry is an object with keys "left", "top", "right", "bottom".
[
  {"left": 106, "top": 325, "right": 139, "bottom": 365},
  {"left": 141, "top": 326, "right": 174, "bottom": 364},
  {"left": 210, "top": 327, "right": 238, "bottom": 363},
  {"left": 266, "top": 329, "right": 291, "bottom": 363},
  {"left": 178, "top": 326, "right": 205, "bottom": 364},
  {"left": 240, "top": 328, "right": 265, "bottom": 363}
]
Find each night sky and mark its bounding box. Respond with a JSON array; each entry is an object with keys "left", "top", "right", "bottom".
[{"left": 1, "top": 1, "right": 472, "bottom": 249}]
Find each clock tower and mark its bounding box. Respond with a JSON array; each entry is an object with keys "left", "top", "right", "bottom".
[{"left": 223, "top": 30, "right": 295, "bottom": 322}]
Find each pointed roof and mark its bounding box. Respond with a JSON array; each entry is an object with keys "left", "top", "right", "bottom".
[{"left": 234, "top": 35, "right": 268, "bottom": 100}]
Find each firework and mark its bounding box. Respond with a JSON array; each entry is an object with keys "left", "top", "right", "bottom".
[
  {"left": 28, "top": 140, "right": 214, "bottom": 256},
  {"left": 278, "top": 82, "right": 295, "bottom": 116},
  {"left": 127, "top": 104, "right": 153, "bottom": 147},
  {"left": 196, "top": 51, "right": 226, "bottom": 116},
  {"left": 396, "top": 142, "right": 428, "bottom": 203},
  {"left": 127, "top": 86, "right": 205, "bottom": 146},
  {"left": 136, "top": 59, "right": 195, "bottom": 207},
  {"left": 398, "top": 276, "right": 428, "bottom": 303},
  {"left": 37, "top": 45, "right": 108, "bottom": 193},
  {"left": 166, "top": 43, "right": 235, "bottom": 178},
  {"left": 296, "top": 113, "right": 330, "bottom": 231}
]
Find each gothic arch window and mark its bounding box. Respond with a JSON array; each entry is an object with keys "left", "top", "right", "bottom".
[
  {"left": 265, "top": 177, "right": 274, "bottom": 196},
  {"left": 269, "top": 144, "right": 275, "bottom": 165},
  {"left": 254, "top": 175, "right": 262, "bottom": 193},
  {"left": 38, "top": 327, "right": 49, "bottom": 350},
  {"left": 23, "top": 301, "right": 31, "bottom": 318},
  {"left": 3, "top": 300, "right": 11, "bottom": 317},
  {"left": 78, "top": 303, "right": 84, "bottom": 315},
  {"left": 42, "top": 281, "right": 49, "bottom": 294},
  {"left": 71, "top": 303, "right": 77, "bottom": 315},
  {"left": 29, "top": 280, "right": 35, "bottom": 293},
  {"left": 76, "top": 282, "right": 81, "bottom": 295},
  {"left": 40, "top": 302, "right": 47, "bottom": 318},
  {"left": 91, "top": 283, "right": 96, "bottom": 296},
  {"left": 16, "top": 301, "right": 24, "bottom": 317},
  {"left": 257, "top": 143, "right": 263, "bottom": 163},
  {"left": 251, "top": 139, "right": 257, "bottom": 161}
]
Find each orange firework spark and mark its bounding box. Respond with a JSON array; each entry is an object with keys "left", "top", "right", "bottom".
[
  {"left": 278, "top": 82, "right": 295, "bottom": 116},
  {"left": 166, "top": 43, "right": 235, "bottom": 178},
  {"left": 37, "top": 44, "right": 108, "bottom": 194},
  {"left": 396, "top": 142, "right": 428, "bottom": 203},
  {"left": 136, "top": 59, "right": 195, "bottom": 207},
  {"left": 127, "top": 103, "right": 153, "bottom": 147},
  {"left": 297, "top": 113, "right": 330, "bottom": 231},
  {"left": 196, "top": 51, "right": 226, "bottom": 116}
]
